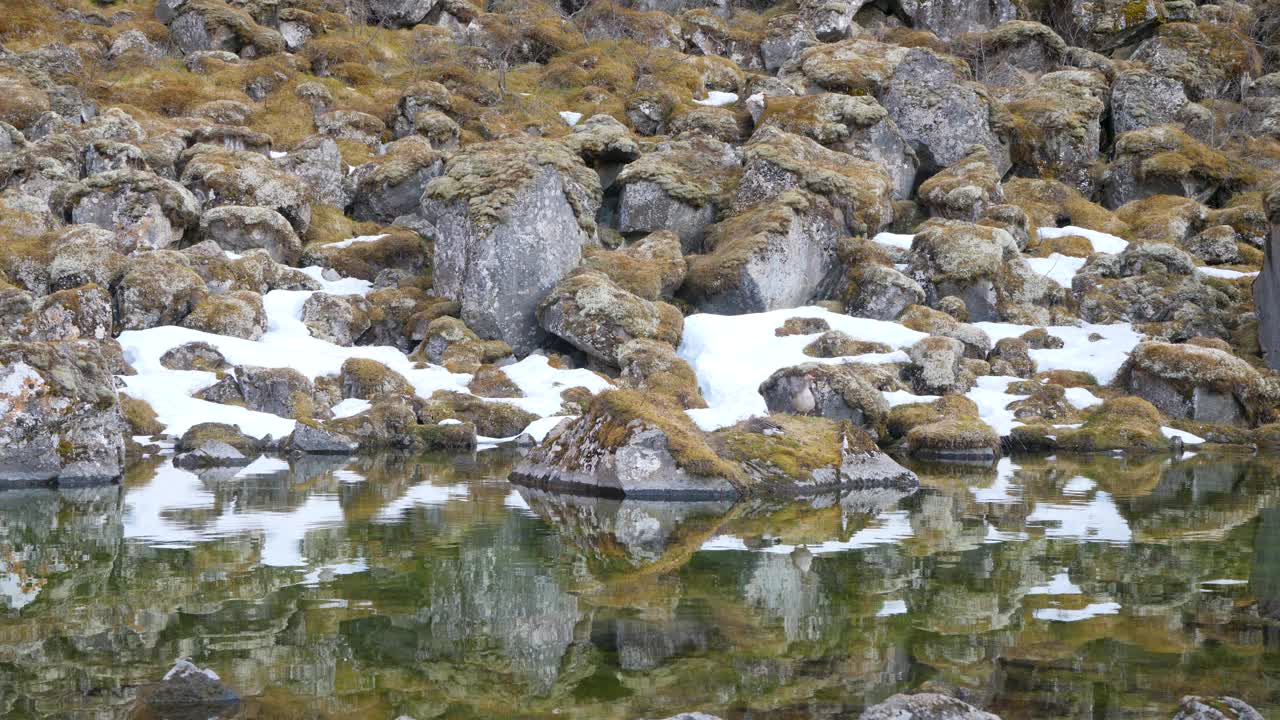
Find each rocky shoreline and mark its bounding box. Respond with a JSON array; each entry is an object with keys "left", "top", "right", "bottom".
[{"left": 0, "top": 0, "right": 1278, "bottom": 501}]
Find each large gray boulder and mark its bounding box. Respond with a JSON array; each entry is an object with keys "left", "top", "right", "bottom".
[
  {"left": 114, "top": 252, "right": 209, "bottom": 331},
  {"left": 198, "top": 205, "right": 302, "bottom": 265},
  {"left": 537, "top": 270, "right": 684, "bottom": 367},
  {"left": 1111, "top": 69, "right": 1190, "bottom": 137},
  {"left": 349, "top": 136, "right": 445, "bottom": 223},
  {"left": 367, "top": 0, "right": 439, "bottom": 27},
  {"left": 0, "top": 341, "right": 125, "bottom": 484},
  {"left": 899, "top": 0, "right": 1016, "bottom": 40},
  {"left": 616, "top": 136, "right": 740, "bottom": 252},
  {"left": 421, "top": 138, "right": 602, "bottom": 356},
  {"left": 54, "top": 169, "right": 201, "bottom": 251},
  {"left": 759, "top": 363, "right": 890, "bottom": 438}
]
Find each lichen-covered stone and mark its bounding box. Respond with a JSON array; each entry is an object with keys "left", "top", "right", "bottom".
[
  {"left": 616, "top": 136, "right": 740, "bottom": 252},
  {"left": 537, "top": 269, "right": 684, "bottom": 367},
  {"left": 1111, "top": 68, "right": 1190, "bottom": 137},
  {"left": 237, "top": 366, "right": 318, "bottom": 419},
  {"left": 616, "top": 338, "right": 706, "bottom": 410},
  {"left": 114, "top": 252, "right": 209, "bottom": 331},
  {"left": 301, "top": 292, "right": 372, "bottom": 346},
  {"left": 580, "top": 231, "right": 687, "bottom": 301},
  {"left": 181, "top": 148, "right": 312, "bottom": 234},
  {"left": 1103, "top": 125, "right": 1230, "bottom": 208},
  {"left": 1004, "top": 70, "right": 1107, "bottom": 195},
  {"left": 349, "top": 136, "right": 445, "bottom": 223},
  {"left": 918, "top": 146, "right": 1005, "bottom": 221},
  {"left": 339, "top": 358, "right": 414, "bottom": 400},
  {"left": 758, "top": 363, "right": 890, "bottom": 438},
  {"left": 422, "top": 138, "right": 602, "bottom": 356},
  {"left": 906, "top": 335, "right": 971, "bottom": 394},
  {"left": 180, "top": 290, "right": 267, "bottom": 340},
  {"left": 418, "top": 391, "right": 537, "bottom": 439},
  {"left": 198, "top": 205, "right": 303, "bottom": 265},
  {"left": 54, "top": 169, "right": 200, "bottom": 251},
  {"left": 1123, "top": 341, "right": 1279, "bottom": 426},
  {"left": 0, "top": 341, "right": 125, "bottom": 483}
]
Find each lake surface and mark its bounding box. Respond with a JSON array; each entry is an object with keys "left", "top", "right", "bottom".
[{"left": 0, "top": 451, "right": 1278, "bottom": 719}]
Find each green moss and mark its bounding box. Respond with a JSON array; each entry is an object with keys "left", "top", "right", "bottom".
[
  {"left": 1050, "top": 396, "right": 1171, "bottom": 452},
  {"left": 119, "top": 395, "right": 163, "bottom": 437},
  {"left": 413, "top": 422, "right": 478, "bottom": 450},
  {"left": 420, "top": 390, "right": 536, "bottom": 438},
  {"left": 712, "top": 415, "right": 864, "bottom": 483},
  {"left": 176, "top": 422, "right": 261, "bottom": 453},
  {"left": 684, "top": 190, "right": 818, "bottom": 298},
  {"left": 340, "top": 358, "right": 414, "bottom": 398},
  {"left": 591, "top": 389, "right": 738, "bottom": 480}
]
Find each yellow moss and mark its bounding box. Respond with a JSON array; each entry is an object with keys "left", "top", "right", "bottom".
[
  {"left": 713, "top": 415, "right": 865, "bottom": 482},
  {"left": 119, "top": 395, "right": 164, "bottom": 437},
  {"left": 594, "top": 389, "right": 738, "bottom": 480}
]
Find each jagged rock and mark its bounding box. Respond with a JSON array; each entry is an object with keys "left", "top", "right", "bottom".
[
  {"left": 301, "top": 292, "right": 372, "bottom": 346},
  {"left": 1123, "top": 341, "right": 1278, "bottom": 426},
  {"left": 616, "top": 135, "right": 740, "bottom": 252},
  {"left": 859, "top": 693, "right": 1000, "bottom": 720},
  {"left": 349, "top": 136, "right": 445, "bottom": 223},
  {"left": 684, "top": 191, "right": 843, "bottom": 314},
  {"left": 759, "top": 363, "right": 890, "bottom": 438},
  {"left": 881, "top": 47, "right": 1011, "bottom": 176},
  {"left": 0, "top": 341, "right": 125, "bottom": 483},
  {"left": 287, "top": 423, "right": 358, "bottom": 454},
  {"left": 1111, "top": 69, "right": 1190, "bottom": 136},
  {"left": 54, "top": 169, "right": 200, "bottom": 251},
  {"left": 538, "top": 270, "right": 683, "bottom": 367},
  {"left": 237, "top": 366, "right": 318, "bottom": 419},
  {"left": 198, "top": 205, "right": 302, "bottom": 265},
  {"left": 114, "top": 252, "right": 208, "bottom": 331},
  {"left": 181, "top": 290, "right": 267, "bottom": 340},
  {"left": 422, "top": 138, "right": 601, "bottom": 356}
]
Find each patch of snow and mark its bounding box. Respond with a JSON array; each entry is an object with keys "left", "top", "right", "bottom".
[
  {"left": 1063, "top": 386, "right": 1103, "bottom": 409},
  {"left": 1025, "top": 253, "right": 1087, "bottom": 288},
  {"left": 326, "top": 234, "right": 388, "bottom": 250},
  {"left": 331, "top": 398, "right": 372, "bottom": 419},
  {"left": 876, "top": 599, "right": 908, "bottom": 617},
  {"left": 1197, "top": 267, "right": 1259, "bottom": 280},
  {"left": 679, "top": 307, "right": 925, "bottom": 430},
  {"left": 965, "top": 376, "right": 1028, "bottom": 437},
  {"left": 693, "top": 91, "right": 738, "bottom": 106},
  {"left": 974, "top": 321, "right": 1142, "bottom": 385},
  {"left": 499, "top": 355, "right": 613, "bottom": 417},
  {"left": 1162, "top": 426, "right": 1205, "bottom": 445},
  {"left": 559, "top": 111, "right": 583, "bottom": 126},
  {"left": 871, "top": 232, "right": 914, "bottom": 251},
  {"left": 1033, "top": 601, "right": 1121, "bottom": 622},
  {"left": 1037, "top": 226, "right": 1128, "bottom": 254},
  {"left": 269, "top": 150, "right": 289, "bottom": 159}
]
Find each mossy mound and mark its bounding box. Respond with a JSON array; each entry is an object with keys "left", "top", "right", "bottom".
[
  {"left": 176, "top": 422, "right": 263, "bottom": 454},
  {"left": 418, "top": 390, "right": 537, "bottom": 439},
  {"left": 1014, "top": 396, "right": 1172, "bottom": 453},
  {"left": 339, "top": 358, "right": 414, "bottom": 400},
  {"left": 119, "top": 395, "right": 164, "bottom": 437},
  {"left": 1003, "top": 177, "right": 1127, "bottom": 235}
]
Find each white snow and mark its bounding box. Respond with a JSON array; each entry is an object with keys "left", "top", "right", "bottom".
[
  {"left": 1037, "top": 226, "right": 1128, "bottom": 255},
  {"left": 1197, "top": 267, "right": 1259, "bottom": 280},
  {"left": 1064, "top": 386, "right": 1103, "bottom": 409},
  {"left": 1027, "top": 571, "right": 1083, "bottom": 595},
  {"left": 325, "top": 234, "right": 388, "bottom": 250},
  {"left": 1025, "top": 253, "right": 1087, "bottom": 288},
  {"left": 559, "top": 110, "right": 583, "bottom": 126},
  {"left": 1162, "top": 426, "right": 1206, "bottom": 445},
  {"left": 875, "top": 599, "right": 908, "bottom": 617},
  {"left": 871, "top": 232, "right": 915, "bottom": 251},
  {"left": 499, "top": 355, "right": 612, "bottom": 417},
  {"left": 965, "top": 376, "right": 1028, "bottom": 437},
  {"left": 331, "top": 398, "right": 372, "bottom": 419},
  {"left": 693, "top": 91, "right": 738, "bottom": 107},
  {"left": 679, "top": 307, "right": 924, "bottom": 430},
  {"left": 1033, "top": 601, "right": 1121, "bottom": 622},
  {"left": 269, "top": 150, "right": 289, "bottom": 159},
  {"left": 300, "top": 560, "right": 368, "bottom": 585},
  {"left": 974, "top": 321, "right": 1142, "bottom": 385}
]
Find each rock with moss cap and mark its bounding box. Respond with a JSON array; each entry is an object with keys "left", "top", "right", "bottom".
[
  {"left": 181, "top": 290, "right": 267, "bottom": 341},
  {"left": 114, "top": 252, "right": 209, "bottom": 331},
  {"left": 1102, "top": 125, "right": 1230, "bottom": 208},
  {"left": 953, "top": 21, "right": 1068, "bottom": 88},
  {"left": 735, "top": 127, "right": 894, "bottom": 236},
  {"left": 1003, "top": 177, "right": 1128, "bottom": 235},
  {"left": 1130, "top": 21, "right": 1261, "bottom": 102},
  {"left": 616, "top": 338, "right": 706, "bottom": 410},
  {"left": 906, "top": 335, "right": 971, "bottom": 394},
  {"left": 300, "top": 292, "right": 372, "bottom": 346},
  {"left": 616, "top": 135, "right": 741, "bottom": 252},
  {"left": 349, "top": 136, "right": 445, "bottom": 223},
  {"left": 1011, "top": 396, "right": 1171, "bottom": 452},
  {"left": 898, "top": 304, "right": 992, "bottom": 358},
  {"left": 538, "top": 269, "right": 684, "bottom": 368},
  {"left": 198, "top": 206, "right": 302, "bottom": 265},
  {"left": 580, "top": 231, "right": 686, "bottom": 301},
  {"left": 1111, "top": 68, "right": 1191, "bottom": 137},
  {"left": 683, "top": 190, "right": 844, "bottom": 314},
  {"left": 237, "top": 366, "right": 320, "bottom": 420},
  {"left": 918, "top": 146, "right": 1005, "bottom": 221},
  {"left": 1122, "top": 341, "right": 1279, "bottom": 426},
  {"left": 181, "top": 148, "right": 312, "bottom": 234},
  {"left": 894, "top": 396, "right": 1001, "bottom": 462},
  {"left": 1004, "top": 70, "right": 1107, "bottom": 195},
  {"left": 0, "top": 340, "right": 125, "bottom": 484},
  {"left": 755, "top": 93, "right": 918, "bottom": 200},
  {"left": 422, "top": 137, "right": 601, "bottom": 356},
  {"left": 167, "top": 0, "right": 286, "bottom": 57},
  {"left": 339, "top": 358, "right": 414, "bottom": 400},
  {"left": 174, "top": 422, "right": 263, "bottom": 468},
  {"left": 418, "top": 391, "right": 537, "bottom": 438},
  {"left": 54, "top": 169, "right": 200, "bottom": 251},
  {"left": 301, "top": 228, "right": 431, "bottom": 281},
  {"left": 392, "top": 81, "right": 453, "bottom": 139},
  {"left": 758, "top": 363, "right": 890, "bottom": 439}
]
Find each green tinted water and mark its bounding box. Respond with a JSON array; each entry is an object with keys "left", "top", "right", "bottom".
[{"left": 0, "top": 452, "right": 1278, "bottom": 719}]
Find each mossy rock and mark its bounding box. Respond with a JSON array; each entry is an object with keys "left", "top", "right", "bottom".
[
  {"left": 616, "top": 338, "right": 706, "bottom": 410},
  {"left": 1024, "top": 396, "right": 1172, "bottom": 452},
  {"left": 419, "top": 390, "right": 537, "bottom": 439},
  {"left": 119, "top": 395, "right": 164, "bottom": 437},
  {"left": 339, "top": 358, "right": 414, "bottom": 400},
  {"left": 175, "top": 422, "right": 263, "bottom": 454},
  {"left": 467, "top": 365, "right": 524, "bottom": 398}
]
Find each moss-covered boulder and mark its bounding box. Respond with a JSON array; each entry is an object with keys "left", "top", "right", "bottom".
[
  {"left": 300, "top": 292, "right": 372, "bottom": 347},
  {"left": 0, "top": 340, "right": 125, "bottom": 483},
  {"left": 301, "top": 227, "right": 431, "bottom": 282},
  {"left": 1130, "top": 21, "right": 1261, "bottom": 102},
  {"left": 918, "top": 146, "right": 1005, "bottom": 221},
  {"left": 181, "top": 290, "right": 267, "bottom": 340},
  {"left": 237, "top": 366, "right": 320, "bottom": 420},
  {"left": 167, "top": 0, "right": 285, "bottom": 57},
  {"left": 758, "top": 363, "right": 890, "bottom": 439},
  {"left": 896, "top": 396, "right": 1001, "bottom": 462},
  {"left": 616, "top": 338, "right": 706, "bottom": 410},
  {"left": 1122, "top": 341, "right": 1279, "bottom": 426},
  {"left": 418, "top": 391, "right": 537, "bottom": 439},
  {"left": 906, "top": 335, "right": 971, "bottom": 394},
  {"left": 422, "top": 138, "right": 601, "bottom": 356},
  {"left": 338, "top": 358, "right": 414, "bottom": 400},
  {"left": 1011, "top": 397, "right": 1171, "bottom": 453},
  {"left": 1111, "top": 68, "right": 1191, "bottom": 137},
  {"left": 580, "top": 231, "right": 687, "bottom": 301},
  {"left": 181, "top": 148, "right": 312, "bottom": 234},
  {"left": 537, "top": 269, "right": 683, "bottom": 367},
  {"left": 114, "top": 252, "right": 209, "bottom": 331},
  {"left": 349, "top": 136, "right": 445, "bottom": 223},
  {"left": 898, "top": 304, "right": 992, "bottom": 358},
  {"left": 198, "top": 205, "right": 303, "bottom": 265},
  {"left": 1004, "top": 70, "right": 1107, "bottom": 195},
  {"left": 616, "top": 135, "right": 741, "bottom": 252},
  {"left": 174, "top": 422, "right": 263, "bottom": 468},
  {"left": 683, "top": 190, "right": 844, "bottom": 314},
  {"left": 1102, "top": 125, "right": 1231, "bottom": 208},
  {"left": 54, "top": 169, "right": 200, "bottom": 251}
]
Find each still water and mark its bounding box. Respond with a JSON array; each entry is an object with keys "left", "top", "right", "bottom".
[{"left": 0, "top": 451, "right": 1277, "bottom": 719}]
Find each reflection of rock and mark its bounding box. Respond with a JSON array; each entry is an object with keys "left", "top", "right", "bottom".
[
  {"left": 144, "top": 658, "right": 240, "bottom": 719},
  {"left": 1171, "top": 696, "right": 1264, "bottom": 720},
  {"left": 860, "top": 693, "right": 1000, "bottom": 720}
]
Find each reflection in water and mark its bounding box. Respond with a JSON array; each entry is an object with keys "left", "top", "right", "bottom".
[{"left": 0, "top": 452, "right": 1276, "bottom": 718}]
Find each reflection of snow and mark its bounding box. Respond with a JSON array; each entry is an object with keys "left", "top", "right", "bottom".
[
  {"left": 1201, "top": 579, "right": 1247, "bottom": 586},
  {"left": 1033, "top": 601, "right": 1120, "bottom": 622},
  {"left": 300, "top": 560, "right": 368, "bottom": 586},
  {"left": 1028, "top": 571, "right": 1083, "bottom": 595},
  {"left": 971, "top": 458, "right": 1022, "bottom": 504},
  {"left": 876, "top": 599, "right": 908, "bottom": 617},
  {"left": 1062, "top": 476, "right": 1096, "bottom": 496},
  {"left": 373, "top": 482, "right": 471, "bottom": 523},
  {"left": 504, "top": 490, "right": 534, "bottom": 514},
  {"left": 699, "top": 511, "right": 914, "bottom": 555},
  {"left": 234, "top": 456, "right": 290, "bottom": 477},
  {"left": 1026, "top": 490, "right": 1132, "bottom": 545},
  {"left": 0, "top": 568, "right": 42, "bottom": 610},
  {"left": 984, "top": 523, "right": 1029, "bottom": 544}
]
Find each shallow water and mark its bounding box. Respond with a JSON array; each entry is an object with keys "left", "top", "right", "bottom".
[{"left": 0, "top": 452, "right": 1278, "bottom": 719}]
